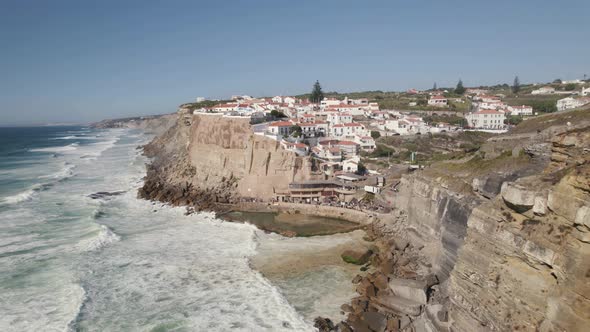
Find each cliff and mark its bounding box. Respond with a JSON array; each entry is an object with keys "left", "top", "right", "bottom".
[
  {"left": 139, "top": 110, "right": 314, "bottom": 209},
  {"left": 377, "top": 115, "right": 589, "bottom": 331}
]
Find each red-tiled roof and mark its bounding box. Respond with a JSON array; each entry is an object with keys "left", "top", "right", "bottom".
[
  {"left": 269, "top": 121, "right": 293, "bottom": 127},
  {"left": 473, "top": 109, "right": 503, "bottom": 115},
  {"left": 338, "top": 141, "right": 358, "bottom": 146}
]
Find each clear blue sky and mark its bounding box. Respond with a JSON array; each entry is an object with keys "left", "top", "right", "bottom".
[{"left": 1, "top": 0, "right": 588, "bottom": 125}]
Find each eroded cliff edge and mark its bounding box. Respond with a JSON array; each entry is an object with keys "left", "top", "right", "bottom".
[
  {"left": 139, "top": 110, "right": 314, "bottom": 210},
  {"left": 336, "top": 111, "right": 589, "bottom": 332}
]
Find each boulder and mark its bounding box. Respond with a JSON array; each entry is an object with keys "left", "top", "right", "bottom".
[
  {"left": 373, "top": 294, "right": 423, "bottom": 316},
  {"left": 575, "top": 206, "right": 590, "bottom": 229},
  {"left": 386, "top": 318, "right": 401, "bottom": 332},
  {"left": 361, "top": 312, "right": 387, "bottom": 332},
  {"left": 501, "top": 182, "right": 536, "bottom": 213},
  {"left": 388, "top": 278, "right": 428, "bottom": 304},
  {"left": 335, "top": 322, "right": 353, "bottom": 332},
  {"left": 352, "top": 274, "right": 363, "bottom": 284},
  {"left": 356, "top": 278, "right": 376, "bottom": 297},
  {"left": 313, "top": 317, "right": 334, "bottom": 332},
  {"left": 341, "top": 249, "right": 373, "bottom": 265}
]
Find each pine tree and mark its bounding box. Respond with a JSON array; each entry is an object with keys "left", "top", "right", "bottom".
[
  {"left": 455, "top": 79, "right": 465, "bottom": 95},
  {"left": 433, "top": 82, "right": 437, "bottom": 90},
  {"left": 310, "top": 80, "right": 324, "bottom": 104},
  {"left": 512, "top": 76, "right": 521, "bottom": 94}
]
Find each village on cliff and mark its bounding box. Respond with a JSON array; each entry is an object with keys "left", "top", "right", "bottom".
[{"left": 179, "top": 79, "right": 590, "bottom": 207}]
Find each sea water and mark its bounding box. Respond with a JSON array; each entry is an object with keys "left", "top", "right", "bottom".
[{"left": 0, "top": 126, "right": 313, "bottom": 331}]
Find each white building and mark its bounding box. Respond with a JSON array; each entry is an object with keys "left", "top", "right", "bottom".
[
  {"left": 556, "top": 97, "right": 590, "bottom": 111},
  {"left": 465, "top": 109, "right": 506, "bottom": 129},
  {"left": 326, "top": 112, "right": 353, "bottom": 125},
  {"left": 507, "top": 105, "right": 533, "bottom": 116},
  {"left": 531, "top": 86, "right": 555, "bottom": 95},
  {"left": 330, "top": 123, "right": 366, "bottom": 138},
  {"left": 299, "top": 122, "right": 328, "bottom": 138},
  {"left": 196, "top": 97, "right": 206, "bottom": 102},
  {"left": 428, "top": 95, "right": 448, "bottom": 107},
  {"left": 267, "top": 121, "right": 293, "bottom": 137},
  {"left": 320, "top": 98, "right": 341, "bottom": 108}
]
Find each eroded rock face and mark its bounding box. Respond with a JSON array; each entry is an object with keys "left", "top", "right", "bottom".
[
  {"left": 501, "top": 182, "right": 536, "bottom": 213},
  {"left": 449, "top": 128, "right": 590, "bottom": 332}
]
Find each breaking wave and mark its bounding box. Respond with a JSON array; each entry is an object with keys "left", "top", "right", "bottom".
[{"left": 30, "top": 143, "right": 79, "bottom": 153}]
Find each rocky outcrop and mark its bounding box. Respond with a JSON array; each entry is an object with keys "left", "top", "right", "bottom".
[
  {"left": 324, "top": 125, "right": 590, "bottom": 332},
  {"left": 139, "top": 110, "right": 314, "bottom": 210}
]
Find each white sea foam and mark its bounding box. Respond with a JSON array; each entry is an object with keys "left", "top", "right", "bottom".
[
  {"left": 1, "top": 188, "right": 36, "bottom": 205},
  {"left": 30, "top": 143, "right": 79, "bottom": 153},
  {"left": 82, "top": 224, "right": 121, "bottom": 251}
]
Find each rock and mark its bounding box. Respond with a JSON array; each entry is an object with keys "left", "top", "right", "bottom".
[
  {"left": 393, "top": 239, "right": 410, "bottom": 251},
  {"left": 575, "top": 206, "right": 590, "bottom": 228},
  {"left": 533, "top": 195, "right": 548, "bottom": 216},
  {"left": 386, "top": 318, "right": 400, "bottom": 332},
  {"left": 341, "top": 249, "right": 373, "bottom": 265},
  {"left": 356, "top": 278, "right": 376, "bottom": 297},
  {"left": 373, "top": 294, "right": 423, "bottom": 316},
  {"left": 352, "top": 274, "right": 363, "bottom": 284},
  {"left": 340, "top": 304, "right": 353, "bottom": 313},
  {"left": 388, "top": 278, "right": 428, "bottom": 305},
  {"left": 335, "top": 322, "right": 353, "bottom": 332},
  {"left": 361, "top": 312, "right": 387, "bottom": 332},
  {"left": 350, "top": 296, "right": 370, "bottom": 313},
  {"left": 501, "top": 182, "right": 536, "bottom": 213},
  {"left": 279, "top": 230, "right": 297, "bottom": 237},
  {"left": 314, "top": 317, "right": 335, "bottom": 332},
  {"left": 373, "top": 273, "right": 389, "bottom": 291}
]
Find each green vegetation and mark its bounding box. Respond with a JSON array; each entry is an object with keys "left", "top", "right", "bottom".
[
  {"left": 564, "top": 83, "right": 577, "bottom": 91},
  {"left": 423, "top": 114, "right": 465, "bottom": 126},
  {"left": 512, "top": 76, "right": 521, "bottom": 94},
  {"left": 310, "top": 80, "right": 324, "bottom": 103},
  {"left": 505, "top": 115, "right": 523, "bottom": 126},
  {"left": 290, "top": 125, "right": 302, "bottom": 137},
  {"left": 509, "top": 108, "right": 590, "bottom": 134},
  {"left": 179, "top": 99, "right": 230, "bottom": 110},
  {"left": 370, "top": 130, "right": 381, "bottom": 139},
  {"left": 368, "top": 144, "right": 395, "bottom": 158},
  {"left": 455, "top": 79, "right": 465, "bottom": 95},
  {"left": 504, "top": 95, "right": 559, "bottom": 113},
  {"left": 270, "top": 110, "right": 287, "bottom": 118},
  {"left": 356, "top": 162, "right": 367, "bottom": 175}
]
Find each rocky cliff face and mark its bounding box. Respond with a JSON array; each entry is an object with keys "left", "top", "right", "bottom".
[
  {"left": 383, "top": 126, "right": 590, "bottom": 331},
  {"left": 139, "top": 110, "right": 313, "bottom": 209}
]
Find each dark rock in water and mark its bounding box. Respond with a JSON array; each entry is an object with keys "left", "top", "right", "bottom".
[
  {"left": 335, "top": 321, "right": 353, "bottom": 332},
  {"left": 314, "top": 317, "right": 335, "bottom": 332},
  {"left": 88, "top": 191, "right": 126, "bottom": 199},
  {"left": 341, "top": 249, "right": 373, "bottom": 265}
]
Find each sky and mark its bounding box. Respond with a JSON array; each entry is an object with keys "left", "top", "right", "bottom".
[{"left": 1, "top": 0, "right": 589, "bottom": 125}]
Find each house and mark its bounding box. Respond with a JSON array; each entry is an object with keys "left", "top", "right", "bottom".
[
  {"left": 355, "top": 135, "right": 376, "bottom": 151},
  {"left": 465, "top": 109, "right": 506, "bottom": 129},
  {"left": 465, "top": 88, "right": 488, "bottom": 95},
  {"left": 279, "top": 180, "right": 356, "bottom": 203},
  {"left": 341, "top": 156, "right": 361, "bottom": 173},
  {"left": 507, "top": 105, "right": 534, "bottom": 116},
  {"left": 478, "top": 101, "right": 507, "bottom": 110},
  {"left": 330, "top": 123, "right": 366, "bottom": 138},
  {"left": 283, "top": 96, "right": 297, "bottom": 104},
  {"left": 320, "top": 98, "right": 341, "bottom": 107},
  {"left": 326, "top": 112, "right": 353, "bottom": 125},
  {"left": 280, "top": 141, "right": 309, "bottom": 156},
  {"left": 211, "top": 103, "right": 238, "bottom": 112},
  {"left": 299, "top": 122, "right": 328, "bottom": 138},
  {"left": 267, "top": 121, "right": 293, "bottom": 137},
  {"left": 556, "top": 97, "right": 590, "bottom": 111},
  {"left": 271, "top": 96, "right": 284, "bottom": 103},
  {"left": 428, "top": 95, "right": 448, "bottom": 107},
  {"left": 531, "top": 86, "right": 555, "bottom": 95},
  {"left": 312, "top": 144, "right": 342, "bottom": 162},
  {"left": 581, "top": 87, "right": 590, "bottom": 96},
  {"left": 298, "top": 114, "right": 316, "bottom": 123},
  {"left": 336, "top": 140, "right": 360, "bottom": 156}
]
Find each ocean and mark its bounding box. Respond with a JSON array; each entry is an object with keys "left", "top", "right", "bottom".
[{"left": 0, "top": 126, "right": 317, "bottom": 331}]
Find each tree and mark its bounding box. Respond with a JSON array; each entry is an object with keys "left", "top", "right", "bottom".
[
  {"left": 370, "top": 130, "right": 381, "bottom": 139},
  {"left": 433, "top": 82, "right": 437, "bottom": 90},
  {"left": 290, "top": 125, "right": 302, "bottom": 137},
  {"left": 355, "top": 162, "right": 367, "bottom": 175},
  {"left": 553, "top": 78, "right": 562, "bottom": 84},
  {"left": 512, "top": 76, "right": 521, "bottom": 94},
  {"left": 455, "top": 79, "right": 465, "bottom": 95},
  {"left": 310, "top": 80, "right": 324, "bottom": 103},
  {"left": 504, "top": 115, "right": 523, "bottom": 126},
  {"left": 270, "top": 110, "right": 286, "bottom": 118}
]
